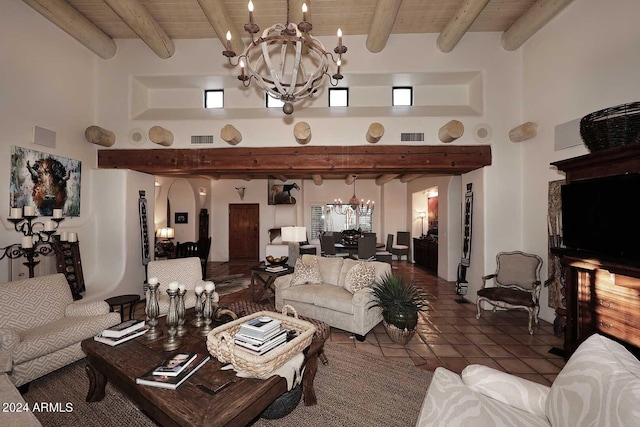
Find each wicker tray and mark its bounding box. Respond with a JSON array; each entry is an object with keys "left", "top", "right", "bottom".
[
  {"left": 580, "top": 101, "right": 640, "bottom": 152},
  {"left": 206, "top": 305, "right": 316, "bottom": 377}
]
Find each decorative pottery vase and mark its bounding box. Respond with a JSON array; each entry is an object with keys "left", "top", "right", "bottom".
[{"left": 382, "top": 311, "right": 418, "bottom": 345}]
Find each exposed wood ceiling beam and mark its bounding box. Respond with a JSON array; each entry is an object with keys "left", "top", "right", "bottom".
[
  {"left": 375, "top": 174, "right": 399, "bottom": 185},
  {"left": 98, "top": 146, "right": 492, "bottom": 180},
  {"left": 103, "top": 0, "right": 174, "bottom": 59},
  {"left": 366, "top": 0, "right": 403, "bottom": 53},
  {"left": 399, "top": 174, "right": 423, "bottom": 183},
  {"left": 23, "top": 0, "right": 116, "bottom": 59},
  {"left": 196, "top": 0, "right": 245, "bottom": 56},
  {"left": 437, "top": 0, "right": 491, "bottom": 53},
  {"left": 501, "top": 0, "right": 574, "bottom": 51},
  {"left": 312, "top": 175, "right": 323, "bottom": 186}
]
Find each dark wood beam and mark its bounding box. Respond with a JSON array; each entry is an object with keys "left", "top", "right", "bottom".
[{"left": 98, "top": 145, "right": 491, "bottom": 179}]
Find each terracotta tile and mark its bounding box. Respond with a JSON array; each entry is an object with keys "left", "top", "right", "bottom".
[
  {"left": 405, "top": 344, "right": 435, "bottom": 358},
  {"left": 478, "top": 345, "right": 514, "bottom": 358},
  {"left": 520, "top": 358, "right": 563, "bottom": 374},
  {"left": 429, "top": 344, "right": 462, "bottom": 357},
  {"left": 440, "top": 357, "right": 470, "bottom": 374},
  {"left": 465, "top": 334, "right": 498, "bottom": 345},
  {"left": 505, "top": 344, "right": 545, "bottom": 358},
  {"left": 496, "top": 358, "right": 536, "bottom": 374},
  {"left": 388, "top": 356, "right": 415, "bottom": 365},
  {"left": 441, "top": 333, "right": 473, "bottom": 345},
  {"left": 453, "top": 344, "right": 488, "bottom": 358},
  {"left": 453, "top": 325, "right": 482, "bottom": 334}
]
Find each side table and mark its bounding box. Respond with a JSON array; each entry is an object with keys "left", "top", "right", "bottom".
[
  {"left": 250, "top": 265, "right": 293, "bottom": 304},
  {"left": 105, "top": 294, "right": 141, "bottom": 322}
]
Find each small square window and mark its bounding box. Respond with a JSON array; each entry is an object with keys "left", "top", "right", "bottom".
[
  {"left": 393, "top": 87, "right": 412, "bottom": 106},
  {"left": 329, "top": 88, "right": 349, "bottom": 107},
  {"left": 204, "top": 90, "right": 223, "bottom": 108},
  {"left": 266, "top": 94, "right": 285, "bottom": 108}
]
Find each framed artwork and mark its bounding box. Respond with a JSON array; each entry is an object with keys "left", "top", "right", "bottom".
[
  {"left": 268, "top": 179, "right": 299, "bottom": 205},
  {"left": 427, "top": 196, "right": 438, "bottom": 226},
  {"left": 175, "top": 212, "right": 188, "bottom": 224},
  {"left": 10, "top": 146, "right": 81, "bottom": 217}
]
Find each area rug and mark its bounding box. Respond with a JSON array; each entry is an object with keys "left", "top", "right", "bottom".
[
  {"left": 208, "top": 273, "right": 251, "bottom": 296},
  {"left": 23, "top": 343, "right": 432, "bottom": 427}
]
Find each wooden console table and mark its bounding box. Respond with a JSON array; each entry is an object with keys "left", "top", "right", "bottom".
[
  {"left": 551, "top": 144, "right": 640, "bottom": 358},
  {"left": 413, "top": 238, "right": 437, "bottom": 274}
]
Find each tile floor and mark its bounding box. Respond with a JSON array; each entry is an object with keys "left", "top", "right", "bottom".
[{"left": 136, "top": 260, "right": 566, "bottom": 387}]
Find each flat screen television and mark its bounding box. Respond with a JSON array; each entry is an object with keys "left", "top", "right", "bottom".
[{"left": 561, "top": 173, "right": 640, "bottom": 261}]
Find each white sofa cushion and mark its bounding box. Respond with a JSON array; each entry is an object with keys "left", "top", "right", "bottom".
[
  {"left": 545, "top": 334, "right": 640, "bottom": 426},
  {"left": 302, "top": 254, "right": 343, "bottom": 286},
  {"left": 291, "top": 257, "right": 323, "bottom": 286},
  {"left": 417, "top": 367, "right": 549, "bottom": 427},
  {"left": 278, "top": 284, "right": 355, "bottom": 315},
  {"left": 343, "top": 262, "right": 376, "bottom": 293}
]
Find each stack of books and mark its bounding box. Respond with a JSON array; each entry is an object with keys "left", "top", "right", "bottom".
[
  {"left": 136, "top": 352, "right": 210, "bottom": 390},
  {"left": 265, "top": 265, "right": 287, "bottom": 273},
  {"left": 94, "top": 319, "right": 147, "bottom": 346},
  {"left": 234, "top": 316, "right": 287, "bottom": 355}
]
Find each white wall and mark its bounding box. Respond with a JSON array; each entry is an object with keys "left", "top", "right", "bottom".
[
  {"left": 0, "top": 2, "right": 97, "bottom": 282},
  {"left": 521, "top": 0, "right": 640, "bottom": 323}
]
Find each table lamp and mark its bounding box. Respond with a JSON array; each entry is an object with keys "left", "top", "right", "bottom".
[{"left": 281, "top": 226, "right": 307, "bottom": 267}]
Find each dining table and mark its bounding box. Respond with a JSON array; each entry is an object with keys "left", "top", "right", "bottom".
[{"left": 334, "top": 241, "right": 385, "bottom": 256}]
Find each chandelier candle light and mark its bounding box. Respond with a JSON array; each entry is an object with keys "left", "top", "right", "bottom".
[{"left": 223, "top": 0, "right": 347, "bottom": 115}]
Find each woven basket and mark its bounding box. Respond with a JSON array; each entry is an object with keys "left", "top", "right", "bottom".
[
  {"left": 580, "top": 101, "right": 640, "bottom": 152},
  {"left": 206, "top": 305, "right": 315, "bottom": 377}
]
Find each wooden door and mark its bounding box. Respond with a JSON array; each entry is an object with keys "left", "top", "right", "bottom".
[{"left": 228, "top": 204, "right": 259, "bottom": 261}]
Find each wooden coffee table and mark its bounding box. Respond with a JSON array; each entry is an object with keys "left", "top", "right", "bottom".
[{"left": 81, "top": 310, "right": 319, "bottom": 426}]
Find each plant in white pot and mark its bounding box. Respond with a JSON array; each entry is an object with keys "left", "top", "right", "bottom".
[{"left": 369, "top": 272, "right": 429, "bottom": 345}]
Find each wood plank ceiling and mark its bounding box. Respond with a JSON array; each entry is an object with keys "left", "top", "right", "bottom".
[
  {"left": 23, "top": 0, "right": 573, "bottom": 182},
  {"left": 28, "top": 0, "right": 574, "bottom": 59}
]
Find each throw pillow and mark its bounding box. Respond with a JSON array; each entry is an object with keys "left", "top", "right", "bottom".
[
  {"left": 290, "top": 257, "right": 323, "bottom": 286},
  {"left": 344, "top": 262, "right": 376, "bottom": 293}
]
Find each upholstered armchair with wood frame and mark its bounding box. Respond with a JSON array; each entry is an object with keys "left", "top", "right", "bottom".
[{"left": 476, "top": 251, "right": 543, "bottom": 335}]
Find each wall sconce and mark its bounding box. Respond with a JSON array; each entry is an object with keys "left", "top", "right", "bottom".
[
  {"left": 155, "top": 177, "right": 161, "bottom": 187},
  {"left": 199, "top": 187, "right": 207, "bottom": 196}
]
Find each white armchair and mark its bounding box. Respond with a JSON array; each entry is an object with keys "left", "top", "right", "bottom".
[{"left": 147, "top": 257, "right": 218, "bottom": 316}]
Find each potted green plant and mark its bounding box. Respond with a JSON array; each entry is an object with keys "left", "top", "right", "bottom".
[{"left": 369, "top": 272, "right": 429, "bottom": 344}]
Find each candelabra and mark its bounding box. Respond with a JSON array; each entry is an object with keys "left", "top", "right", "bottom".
[
  {"left": 145, "top": 277, "right": 162, "bottom": 340},
  {"left": 176, "top": 285, "right": 187, "bottom": 337},
  {"left": 1, "top": 207, "right": 64, "bottom": 278},
  {"left": 192, "top": 286, "right": 204, "bottom": 327},
  {"left": 163, "top": 283, "right": 181, "bottom": 351},
  {"left": 200, "top": 282, "right": 215, "bottom": 336}
]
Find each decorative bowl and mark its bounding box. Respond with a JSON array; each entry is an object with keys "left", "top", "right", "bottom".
[{"left": 266, "top": 255, "right": 289, "bottom": 266}]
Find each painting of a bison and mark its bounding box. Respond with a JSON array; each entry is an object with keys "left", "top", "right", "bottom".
[{"left": 10, "top": 146, "right": 81, "bottom": 217}]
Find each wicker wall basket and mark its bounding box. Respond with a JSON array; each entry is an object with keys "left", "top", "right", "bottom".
[
  {"left": 206, "top": 305, "right": 315, "bottom": 377},
  {"left": 580, "top": 101, "right": 640, "bottom": 152}
]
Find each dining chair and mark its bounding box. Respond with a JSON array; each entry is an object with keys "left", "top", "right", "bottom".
[
  {"left": 375, "top": 235, "right": 393, "bottom": 264},
  {"left": 321, "top": 235, "right": 349, "bottom": 258},
  {"left": 354, "top": 234, "right": 376, "bottom": 261},
  {"left": 391, "top": 231, "right": 410, "bottom": 261}
]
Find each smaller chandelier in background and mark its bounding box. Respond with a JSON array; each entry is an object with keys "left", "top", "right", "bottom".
[
  {"left": 223, "top": 0, "right": 347, "bottom": 115},
  {"left": 332, "top": 176, "right": 374, "bottom": 216}
]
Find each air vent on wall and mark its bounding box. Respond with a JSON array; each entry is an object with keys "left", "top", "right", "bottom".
[
  {"left": 191, "top": 135, "right": 214, "bottom": 144},
  {"left": 400, "top": 132, "right": 424, "bottom": 142}
]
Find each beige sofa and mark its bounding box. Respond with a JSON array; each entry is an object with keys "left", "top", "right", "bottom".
[
  {"left": 417, "top": 333, "right": 640, "bottom": 426},
  {"left": 274, "top": 254, "right": 391, "bottom": 338},
  {"left": 0, "top": 273, "right": 120, "bottom": 387}
]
